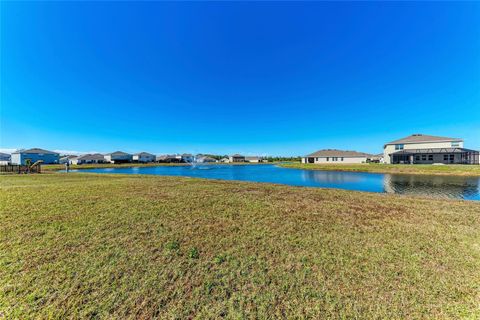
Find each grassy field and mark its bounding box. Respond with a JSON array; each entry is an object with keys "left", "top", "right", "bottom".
[
  {"left": 1, "top": 173, "right": 479, "bottom": 319},
  {"left": 280, "top": 162, "right": 480, "bottom": 176}
]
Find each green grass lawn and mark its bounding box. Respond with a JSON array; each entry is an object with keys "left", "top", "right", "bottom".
[
  {"left": 1, "top": 173, "right": 479, "bottom": 318},
  {"left": 280, "top": 162, "right": 480, "bottom": 176},
  {"left": 42, "top": 162, "right": 189, "bottom": 171}
]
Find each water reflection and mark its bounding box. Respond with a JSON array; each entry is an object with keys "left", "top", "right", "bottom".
[{"left": 383, "top": 174, "right": 480, "bottom": 200}]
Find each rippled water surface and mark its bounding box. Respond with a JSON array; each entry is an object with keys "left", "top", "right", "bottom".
[{"left": 70, "top": 164, "right": 480, "bottom": 200}]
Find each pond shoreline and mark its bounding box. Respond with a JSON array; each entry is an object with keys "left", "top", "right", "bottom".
[{"left": 279, "top": 162, "right": 480, "bottom": 177}]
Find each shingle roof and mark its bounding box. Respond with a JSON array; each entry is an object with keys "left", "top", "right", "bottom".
[
  {"left": 231, "top": 154, "right": 244, "bottom": 157},
  {"left": 77, "top": 153, "right": 105, "bottom": 161},
  {"left": 13, "top": 148, "right": 58, "bottom": 155},
  {"left": 107, "top": 151, "right": 130, "bottom": 156},
  {"left": 60, "top": 155, "right": 79, "bottom": 160},
  {"left": 245, "top": 156, "right": 262, "bottom": 160},
  {"left": 305, "top": 149, "right": 371, "bottom": 158},
  {"left": 134, "top": 152, "right": 155, "bottom": 157},
  {"left": 385, "top": 134, "right": 462, "bottom": 145}
]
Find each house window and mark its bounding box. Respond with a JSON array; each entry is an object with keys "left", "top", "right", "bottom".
[
  {"left": 428, "top": 155, "right": 433, "bottom": 161},
  {"left": 421, "top": 155, "right": 426, "bottom": 161},
  {"left": 326, "top": 157, "right": 329, "bottom": 161},
  {"left": 451, "top": 142, "right": 460, "bottom": 147},
  {"left": 415, "top": 155, "right": 420, "bottom": 161},
  {"left": 395, "top": 144, "right": 404, "bottom": 150},
  {"left": 449, "top": 155, "right": 454, "bottom": 161},
  {"left": 444, "top": 154, "right": 448, "bottom": 161},
  {"left": 341, "top": 157, "right": 344, "bottom": 161}
]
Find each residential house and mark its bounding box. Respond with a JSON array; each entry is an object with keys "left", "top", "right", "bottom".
[
  {"left": 11, "top": 148, "right": 60, "bottom": 165},
  {"left": 181, "top": 154, "right": 194, "bottom": 163},
  {"left": 157, "top": 155, "right": 182, "bottom": 163},
  {"left": 384, "top": 134, "right": 479, "bottom": 164},
  {"left": 244, "top": 156, "right": 263, "bottom": 163},
  {"left": 60, "top": 155, "right": 79, "bottom": 164},
  {"left": 302, "top": 149, "right": 371, "bottom": 164},
  {"left": 76, "top": 153, "right": 107, "bottom": 165},
  {"left": 104, "top": 151, "right": 133, "bottom": 164},
  {"left": 133, "top": 152, "right": 156, "bottom": 163},
  {"left": 220, "top": 157, "right": 230, "bottom": 163},
  {"left": 229, "top": 154, "right": 245, "bottom": 163},
  {"left": 196, "top": 155, "right": 217, "bottom": 163},
  {"left": 0, "top": 152, "right": 11, "bottom": 165},
  {"left": 368, "top": 154, "right": 384, "bottom": 163}
]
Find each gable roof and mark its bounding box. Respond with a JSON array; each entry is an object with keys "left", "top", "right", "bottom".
[
  {"left": 134, "top": 152, "right": 155, "bottom": 157},
  {"left": 230, "top": 154, "right": 244, "bottom": 157},
  {"left": 60, "top": 155, "right": 79, "bottom": 160},
  {"left": 306, "top": 149, "right": 371, "bottom": 158},
  {"left": 13, "top": 148, "right": 59, "bottom": 155},
  {"left": 385, "top": 134, "right": 462, "bottom": 145},
  {"left": 77, "top": 153, "right": 105, "bottom": 161},
  {"left": 107, "top": 151, "right": 130, "bottom": 156}
]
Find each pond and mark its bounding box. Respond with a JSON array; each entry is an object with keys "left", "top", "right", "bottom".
[{"left": 69, "top": 164, "right": 480, "bottom": 201}]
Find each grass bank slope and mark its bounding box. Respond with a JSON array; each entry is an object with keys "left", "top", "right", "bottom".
[
  {"left": 281, "top": 162, "right": 480, "bottom": 176},
  {"left": 1, "top": 174, "right": 479, "bottom": 318}
]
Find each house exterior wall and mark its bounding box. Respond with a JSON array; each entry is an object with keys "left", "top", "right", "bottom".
[
  {"left": 133, "top": 155, "right": 156, "bottom": 163},
  {"left": 11, "top": 153, "right": 59, "bottom": 165},
  {"left": 302, "top": 156, "right": 367, "bottom": 164},
  {"left": 105, "top": 154, "right": 132, "bottom": 163},
  {"left": 229, "top": 156, "right": 245, "bottom": 162},
  {"left": 383, "top": 141, "right": 463, "bottom": 164}
]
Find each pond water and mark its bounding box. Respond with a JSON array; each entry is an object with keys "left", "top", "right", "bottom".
[{"left": 69, "top": 164, "right": 480, "bottom": 201}]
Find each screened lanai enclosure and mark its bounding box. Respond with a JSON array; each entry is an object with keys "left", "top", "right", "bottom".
[{"left": 390, "top": 148, "right": 479, "bottom": 165}]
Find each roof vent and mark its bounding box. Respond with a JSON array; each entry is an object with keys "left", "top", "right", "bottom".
[{"left": 412, "top": 133, "right": 423, "bottom": 136}]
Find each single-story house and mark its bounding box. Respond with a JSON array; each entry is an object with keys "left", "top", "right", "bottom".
[
  {"left": 244, "top": 156, "right": 263, "bottom": 163},
  {"left": 229, "top": 154, "right": 245, "bottom": 163},
  {"left": 181, "top": 154, "right": 194, "bottom": 163},
  {"left": 11, "top": 148, "right": 60, "bottom": 165},
  {"left": 133, "top": 152, "right": 156, "bottom": 163},
  {"left": 368, "top": 153, "right": 384, "bottom": 163},
  {"left": 104, "top": 151, "right": 133, "bottom": 164},
  {"left": 0, "top": 152, "right": 11, "bottom": 165},
  {"left": 196, "top": 155, "right": 218, "bottom": 163},
  {"left": 220, "top": 157, "right": 230, "bottom": 163},
  {"left": 76, "top": 153, "right": 107, "bottom": 165},
  {"left": 60, "top": 155, "right": 79, "bottom": 164},
  {"left": 302, "top": 149, "right": 371, "bottom": 164},
  {"left": 384, "top": 134, "right": 479, "bottom": 165},
  {"left": 157, "top": 155, "right": 182, "bottom": 163}
]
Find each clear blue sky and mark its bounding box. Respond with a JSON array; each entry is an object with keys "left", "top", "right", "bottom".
[{"left": 1, "top": 1, "right": 479, "bottom": 156}]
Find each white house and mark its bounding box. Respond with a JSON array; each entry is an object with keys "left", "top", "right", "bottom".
[
  {"left": 133, "top": 152, "right": 156, "bottom": 163},
  {"left": 302, "top": 149, "right": 371, "bottom": 164},
  {"left": 104, "top": 151, "right": 133, "bottom": 164},
  {"left": 384, "top": 134, "right": 479, "bottom": 165},
  {"left": 59, "top": 155, "right": 79, "bottom": 164},
  {"left": 244, "top": 156, "right": 263, "bottom": 163}
]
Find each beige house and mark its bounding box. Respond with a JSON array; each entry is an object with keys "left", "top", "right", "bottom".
[
  {"left": 302, "top": 149, "right": 371, "bottom": 164},
  {"left": 245, "top": 156, "right": 263, "bottom": 163},
  {"left": 384, "top": 134, "right": 479, "bottom": 165}
]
